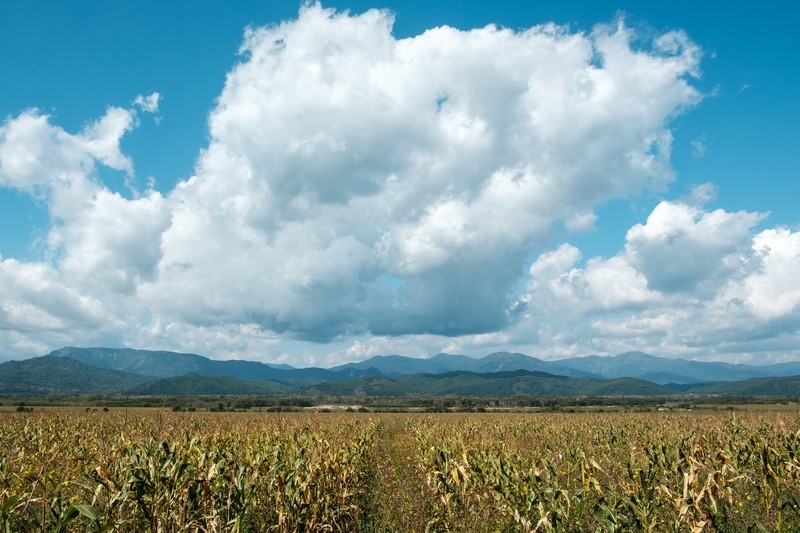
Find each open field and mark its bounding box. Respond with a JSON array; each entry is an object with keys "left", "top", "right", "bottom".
[{"left": 1, "top": 410, "right": 799, "bottom": 531}]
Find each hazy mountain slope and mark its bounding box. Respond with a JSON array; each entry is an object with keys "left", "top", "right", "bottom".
[
  {"left": 7, "top": 346, "right": 800, "bottom": 397},
  {"left": 0, "top": 356, "right": 151, "bottom": 395},
  {"left": 464, "top": 352, "right": 601, "bottom": 378},
  {"left": 4, "top": 351, "right": 799, "bottom": 397},
  {"left": 126, "top": 374, "right": 293, "bottom": 395},
  {"left": 331, "top": 353, "right": 477, "bottom": 376},
  {"left": 406, "top": 370, "right": 675, "bottom": 396},
  {"left": 332, "top": 352, "right": 600, "bottom": 378},
  {"left": 579, "top": 377, "right": 676, "bottom": 396},
  {"left": 685, "top": 376, "right": 800, "bottom": 396},
  {"left": 296, "top": 370, "right": 675, "bottom": 397},
  {"left": 50, "top": 347, "right": 360, "bottom": 384},
  {"left": 292, "top": 375, "right": 410, "bottom": 397},
  {"left": 51, "top": 346, "right": 218, "bottom": 377},
  {"left": 556, "top": 352, "right": 770, "bottom": 384},
  {"left": 756, "top": 361, "right": 800, "bottom": 378},
  {"left": 51, "top": 346, "right": 800, "bottom": 386}
]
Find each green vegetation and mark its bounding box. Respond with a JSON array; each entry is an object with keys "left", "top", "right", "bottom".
[
  {"left": 292, "top": 370, "right": 661, "bottom": 397},
  {"left": 125, "top": 373, "right": 293, "bottom": 396},
  {"left": 688, "top": 376, "right": 800, "bottom": 396},
  {"left": 0, "top": 356, "right": 150, "bottom": 395}
]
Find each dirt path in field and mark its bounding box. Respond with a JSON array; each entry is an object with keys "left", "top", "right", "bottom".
[{"left": 368, "top": 416, "right": 429, "bottom": 532}]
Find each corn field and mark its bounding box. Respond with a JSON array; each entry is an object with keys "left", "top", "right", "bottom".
[{"left": 1, "top": 410, "right": 799, "bottom": 531}]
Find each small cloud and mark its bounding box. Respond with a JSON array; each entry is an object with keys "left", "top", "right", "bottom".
[
  {"left": 134, "top": 92, "right": 161, "bottom": 114},
  {"left": 684, "top": 182, "right": 717, "bottom": 205},
  {"left": 691, "top": 137, "right": 706, "bottom": 158},
  {"left": 740, "top": 83, "right": 749, "bottom": 92},
  {"left": 565, "top": 210, "right": 597, "bottom": 233}
]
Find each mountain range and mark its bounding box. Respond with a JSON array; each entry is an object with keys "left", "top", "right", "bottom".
[{"left": 1, "top": 346, "right": 800, "bottom": 397}]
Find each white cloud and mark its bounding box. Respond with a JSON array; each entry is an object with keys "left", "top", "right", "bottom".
[
  {"left": 154, "top": 5, "right": 700, "bottom": 344},
  {"left": 54, "top": 189, "right": 170, "bottom": 294},
  {"left": 625, "top": 200, "right": 764, "bottom": 294},
  {"left": 684, "top": 182, "right": 717, "bottom": 205},
  {"left": 0, "top": 107, "right": 136, "bottom": 220},
  {"left": 742, "top": 228, "right": 800, "bottom": 319},
  {"left": 565, "top": 210, "right": 597, "bottom": 233},
  {"left": 13, "top": 5, "right": 799, "bottom": 366},
  {"left": 134, "top": 92, "right": 161, "bottom": 114},
  {"left": 691, "top": 137, "right": 706, "bottom": 158},
  {"left": 0, "top": 104, "right": 167, "bottom": 297},
  {"left": 0, "top": 102, "right": 167, "bottom": 359},
  {"left": 529, "top": 243, "right": 657, "bottom": 314},
  {"left": 517, "top": 199, "right": 800, "bottom": 362},
  {"left": 0, "top": 257, "right": 108, "bottom": 332},
  {"left": 529, "top": 243, "right": 582, "bottom": 281}
]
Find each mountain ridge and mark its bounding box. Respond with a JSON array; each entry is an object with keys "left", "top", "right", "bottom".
[
  {"left": 0, "top": 355, "right": 151, "bottom": 395},
  {"left": 556, "top": 351, "right": 782, "bottom": 384},
  {"left": 38, "top": 347, "right": 800, "bottom": 385},
  {"left": 51, "top": 346, "right": 366, "bottom": 385},
  {"left": 1, "top": 347, "right": 799, "bottom": 397}
]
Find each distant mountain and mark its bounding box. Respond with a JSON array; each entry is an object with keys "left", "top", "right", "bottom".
[
  {"left": 684, "top": 376, "right": 800, "bottom": 396},
  {"left": 49, "top": 347, "right": 800, "bottom": 386},
  {"left": 556, "top": 352, "right": 776, "bottom": 384},
  {"left": 0, "top": 355, "right": 151, "bottom": 395},
  {"left": 394, "top": 370, "right": 574, "bottom": 397},
  {"left": 4, "top": 346, "right": 800, "bottom": 398},
  {"left": 331, "top": 353, "right": 477, "bottom": 376},
  {"left": 294, "top": 369, "right": 675, "bottom": 397},
  {"left": 49, "top": 347, "right": 366, "bottom": 385},
  {"left": 294, "top": 375, "right": 413, "bottom": 397},
  {"left": 330, "top": 351, "right": 599, "bottom": 378},
  {"left": 51, "top": 347, "right": 220, "bottom": 377},
  {"left": 410, "top": 371, "right": 673, "bottom": 396},
  {"left": 757, "top": 361, "right": 800, "bottom": 378},
  {"left": 127, "top": 374, "right": 293, "bottom": 396},
  {"left": 464, "top": 352, "right": 600, "bottom": 378}
]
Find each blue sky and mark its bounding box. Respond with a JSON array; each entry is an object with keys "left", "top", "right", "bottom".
[{"left": 0, "top": 1, "right": 798, "bottom": 365}]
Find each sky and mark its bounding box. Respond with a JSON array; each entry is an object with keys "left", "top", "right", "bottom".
[{"left": 1, "top": 1, "right": 798, "bottom": 367}]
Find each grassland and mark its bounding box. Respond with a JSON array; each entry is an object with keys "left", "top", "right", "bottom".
[{"left": 1, "top": 410, "right": 799, "bottom": 531}]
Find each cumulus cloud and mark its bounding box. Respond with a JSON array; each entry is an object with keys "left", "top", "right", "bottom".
[
  {"left": 529, "top": 243, "right": 657, "bottom": 314},
  {"left": 54, "top": 189, "right": 170, "bottom": 294},
  {"left": 522, "top": 197, "right": 800, "bottom": 362},
  {"left": 0, "top": 106, "right": 136, "bottom": 219},
  {"left": 741, "top": 228, "right": 800, "bottom": 319},
  {"left": 144, "top": 4, "right": 701, "bottom": 344},
  {"left": 16, "top": 5, "right": 800, "bottom": 365},
  {"left": 0, "top": 258, "right": 107, "bottom": 332},
  {"left": 624, "top": 200, "right": 764, "bottom": 294},
  {"left": 0, "top": 102, "right": 170, "bottom": 290},
  {"left": 0, "top": 98, "right": 170, "bottom": 358}
]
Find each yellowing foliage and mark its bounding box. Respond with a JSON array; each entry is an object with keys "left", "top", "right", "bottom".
[{"left": 1, "top": 410, "right": 799, "bottom": 531}]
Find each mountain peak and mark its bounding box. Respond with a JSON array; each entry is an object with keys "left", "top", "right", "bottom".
[{"left": 615, "top": 351, "right": 657, "bottom": 360}]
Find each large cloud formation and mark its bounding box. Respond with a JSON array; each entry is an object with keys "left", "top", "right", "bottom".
[
  {"left": 524, "top": 190, "right": 800, "bottom": 362},
  {"left": 4, "top": 4, "right": 796, "bottom": 364}
]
